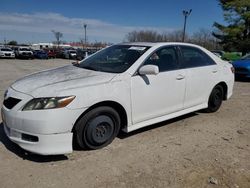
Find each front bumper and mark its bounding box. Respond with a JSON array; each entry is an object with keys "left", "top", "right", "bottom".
[
  {"left": 0, "top": 53, "right": 15, "bottom": 58},
  {"left": 18, "top": 53, "right": 33, "bottom": 59},
  {"left": 3, "top": 122, "right": 72, "bottom": 155},
  {"left": 1, "top": 87, "right": 85, "bottom": 155}
]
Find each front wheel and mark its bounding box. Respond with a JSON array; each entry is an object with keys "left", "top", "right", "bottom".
[
  {"left": 74, "top": 106, "right": 121, "bottom": 150},
  {"left": 205, "top": 85, "right": 223, "bottom": 113}
]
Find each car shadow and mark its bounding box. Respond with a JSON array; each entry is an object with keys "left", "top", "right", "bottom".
[
  {"left": 0, "top": 122, "right": 68, "bottom": 162},
  {"left": 118, "top": 112, "right": 198, "bottom": 139}
]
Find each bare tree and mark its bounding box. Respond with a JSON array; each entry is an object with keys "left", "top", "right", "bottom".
[
  {"left": 52, "top": 30, "right": 63, "bottom": 48},
  {"left": 125, "top": 29, "right": 220, "bottom": 50},
  {"left": 164, "top": 30, "right": 184, "bottom": 42},
  {"left": 125, "top": 30, "right": 163, "bottom": 42},
  {"left": 80, "top": 38, "right": 85, "bottom": 49},
  {"left": 125, "top": 30, "right": 185, "bottom": 43},
  {"left": 190, "top": 28, "right": 218, "bottom": 50}
]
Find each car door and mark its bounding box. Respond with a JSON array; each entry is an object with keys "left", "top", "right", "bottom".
[
  {"left": 131, "top": 46, "right": 186, "bottom": 124},
  {"left": 179, "top": 46, "right": 218, "bottom": 109}
]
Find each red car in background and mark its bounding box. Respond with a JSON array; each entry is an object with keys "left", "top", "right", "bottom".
[{"left": 44, "top": 49, "right": 56, "bottom": 58}]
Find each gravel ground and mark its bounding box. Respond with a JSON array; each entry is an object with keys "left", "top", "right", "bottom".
[{"left": 0, "top": 59, "right": 249, "bottom": 188}]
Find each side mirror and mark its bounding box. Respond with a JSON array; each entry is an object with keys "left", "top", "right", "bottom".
[{"left": 139, "top": 65, "right": 159, "bottom": 75}]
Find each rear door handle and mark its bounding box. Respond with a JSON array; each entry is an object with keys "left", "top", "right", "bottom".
[
  {"left": 212, "top": 69, "right": 218, "bottom": 73},
  {"left": 176, "top": 75, "right": 185, "bottom": 80}
]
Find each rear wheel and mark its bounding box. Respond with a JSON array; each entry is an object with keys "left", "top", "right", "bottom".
[
  {"left": 205, "top": 85, "right": 223, "bottom": 113},
  {"left": 74, "top": 106, "right": 121, "bottom": 150}
]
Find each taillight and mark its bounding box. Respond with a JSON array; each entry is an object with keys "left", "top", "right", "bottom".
[{"left": 231, "top": 66, "right": 235, "bottom": 74}]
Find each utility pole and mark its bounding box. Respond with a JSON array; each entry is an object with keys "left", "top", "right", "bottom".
[
  {"left": 83, "top": 24, "right": 88, "bottom": 57},
  {"left": 182, "top": 9, "right": 192, "bottom": 42},
  {"left": 4, "top": 37, "right": 6, "bottom": 46},
  {"left": 84, "top": 24, "right": 87, "bottom": 47}
]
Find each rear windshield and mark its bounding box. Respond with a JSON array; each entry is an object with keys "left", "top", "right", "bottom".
[
  {"left": 20, "top": 48, "right": 30, "bottom": 51},
  {"left": 1, "top": 48, "right": 12, "bottom": 51}
]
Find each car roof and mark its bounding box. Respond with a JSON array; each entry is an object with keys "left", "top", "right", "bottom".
[
  {"left": 118, "top": 42, "right": 222, "bottom": 64},
  {"left": 118, "top": 42, "right": 205, "bottom": 48}
]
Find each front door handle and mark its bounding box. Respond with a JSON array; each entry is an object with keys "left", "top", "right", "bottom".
[
  {"left": 176, "top": 74, "right": 185, "bottom": 80},
  {"left": 212, "top": 69, "right": 218, "bottom": 73}
]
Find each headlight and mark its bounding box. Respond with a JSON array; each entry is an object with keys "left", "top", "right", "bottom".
[{"left": 22, "top": 96, "right": 75, "bottom": 111}]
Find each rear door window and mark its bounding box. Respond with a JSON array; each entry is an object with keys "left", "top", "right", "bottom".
[{"left": 180, "top": 46, "right": 216, "bottom": 68}]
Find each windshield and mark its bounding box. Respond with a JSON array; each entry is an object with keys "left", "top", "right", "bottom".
[
  {"left": 77, "top": 45, "right": 149, "bottom": 73},
  {"left": 20, "top": 48, "right": 30, "bottom": 51},
  {"left": 242, "top": 54, "right": 250, "bottom": 60},
  {"left": 1, "top": 48, "right": 12, "bottom": 51}
]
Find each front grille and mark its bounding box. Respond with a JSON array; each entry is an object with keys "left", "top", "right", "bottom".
[
  {"left": 235, "top": 67, "right": 249, "bottom": 73},
  {"left": 3, "top": 97, "right": 21, "bottom": 109},
  {"left": 22, "top": 52, "right": 31, "bottom": 56}
]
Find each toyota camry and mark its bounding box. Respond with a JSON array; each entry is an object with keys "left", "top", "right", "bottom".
[{"left": 1, "top": 42, "right": 234, "bottom": 155}]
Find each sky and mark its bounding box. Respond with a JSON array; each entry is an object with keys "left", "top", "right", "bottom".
[{"left": 0, "top": 0, "right": 225, "bottom": 44}]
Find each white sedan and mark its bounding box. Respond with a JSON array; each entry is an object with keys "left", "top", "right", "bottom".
[
  {"left": 0, "top": 47, "right": 15, "bottom": 58},
  {"left": 1, "top": 42, "right": 234, "bottom": 155}
]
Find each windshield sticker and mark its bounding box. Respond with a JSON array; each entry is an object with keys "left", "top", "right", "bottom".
[{"left": 129, "top": 46, "right": 146, "bottom": 51}]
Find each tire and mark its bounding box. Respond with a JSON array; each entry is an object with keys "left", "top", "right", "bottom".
[
  {"left": 205, "top": 85, "right": 223, "bottom": 113},
  {"left": 74, "top": 106, "right": 121, "bottom": 150}
]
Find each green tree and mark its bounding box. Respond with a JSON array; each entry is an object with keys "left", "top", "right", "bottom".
[
  {"left": 7, "top": 40, "right": 18, "bottom": 46},
  {"left": 213, "top": 0, "right": 250, "bottom": 55}
]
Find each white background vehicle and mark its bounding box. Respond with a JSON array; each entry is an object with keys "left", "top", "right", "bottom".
[
  {"left": 15, "top": 47, "right": 33, "bottom": 59},
  {"left": 0, "top": 47, "right": 15, "bottom": 58},
  {"left": 64, "top": 49, "right": 77, "bottom": 59},
  {"left": 1, "top": 42, "right": 234, "bottom": 155}
]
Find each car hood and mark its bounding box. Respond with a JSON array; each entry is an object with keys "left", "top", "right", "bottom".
[
  {"left": 20, "top": 51, "right": 32, "bottom": 53},
  {"left": 233, "top": 59, "right": 250, "bottom": 67},
  {"left": 11, "top": 65, "right": 116, "bottom": 96}
]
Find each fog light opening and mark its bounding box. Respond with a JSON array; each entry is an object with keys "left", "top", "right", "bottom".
[{"left": 21, "top": 133, "right": 39, "bottom": 142}]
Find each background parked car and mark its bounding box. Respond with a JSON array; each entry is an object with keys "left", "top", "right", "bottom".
[
  {"left": 76, "top": 49, "right": 87, "bottom": 60},
  {"left": 76, "top": 49, "right": 99, "bottom": 60},
  {"left": 64, "top": 49, "right": 77, "bottom": 59},
  {"left": 33, "top": 50, "right": 48, "bottom": 59},
  {"left": 232, "top": 53, "right": 250, "bottom": 79},
  {"left": 0, "top": 47, "right": 15, "bottom": 58},
  {"left": 55, "top": 48, "right": 65, "bottom": 58},
  {"left": 223, "top": 52, "right": 242, "bottom": 61},
  {"left": 15, "top": 47, "right": 34, "bottom": 59},
  {"left": 210, "top": 50, "right": 225, "bottom": 58},
  {"left": 44, "top": 49, "right": 56, "bottom": 58}
]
